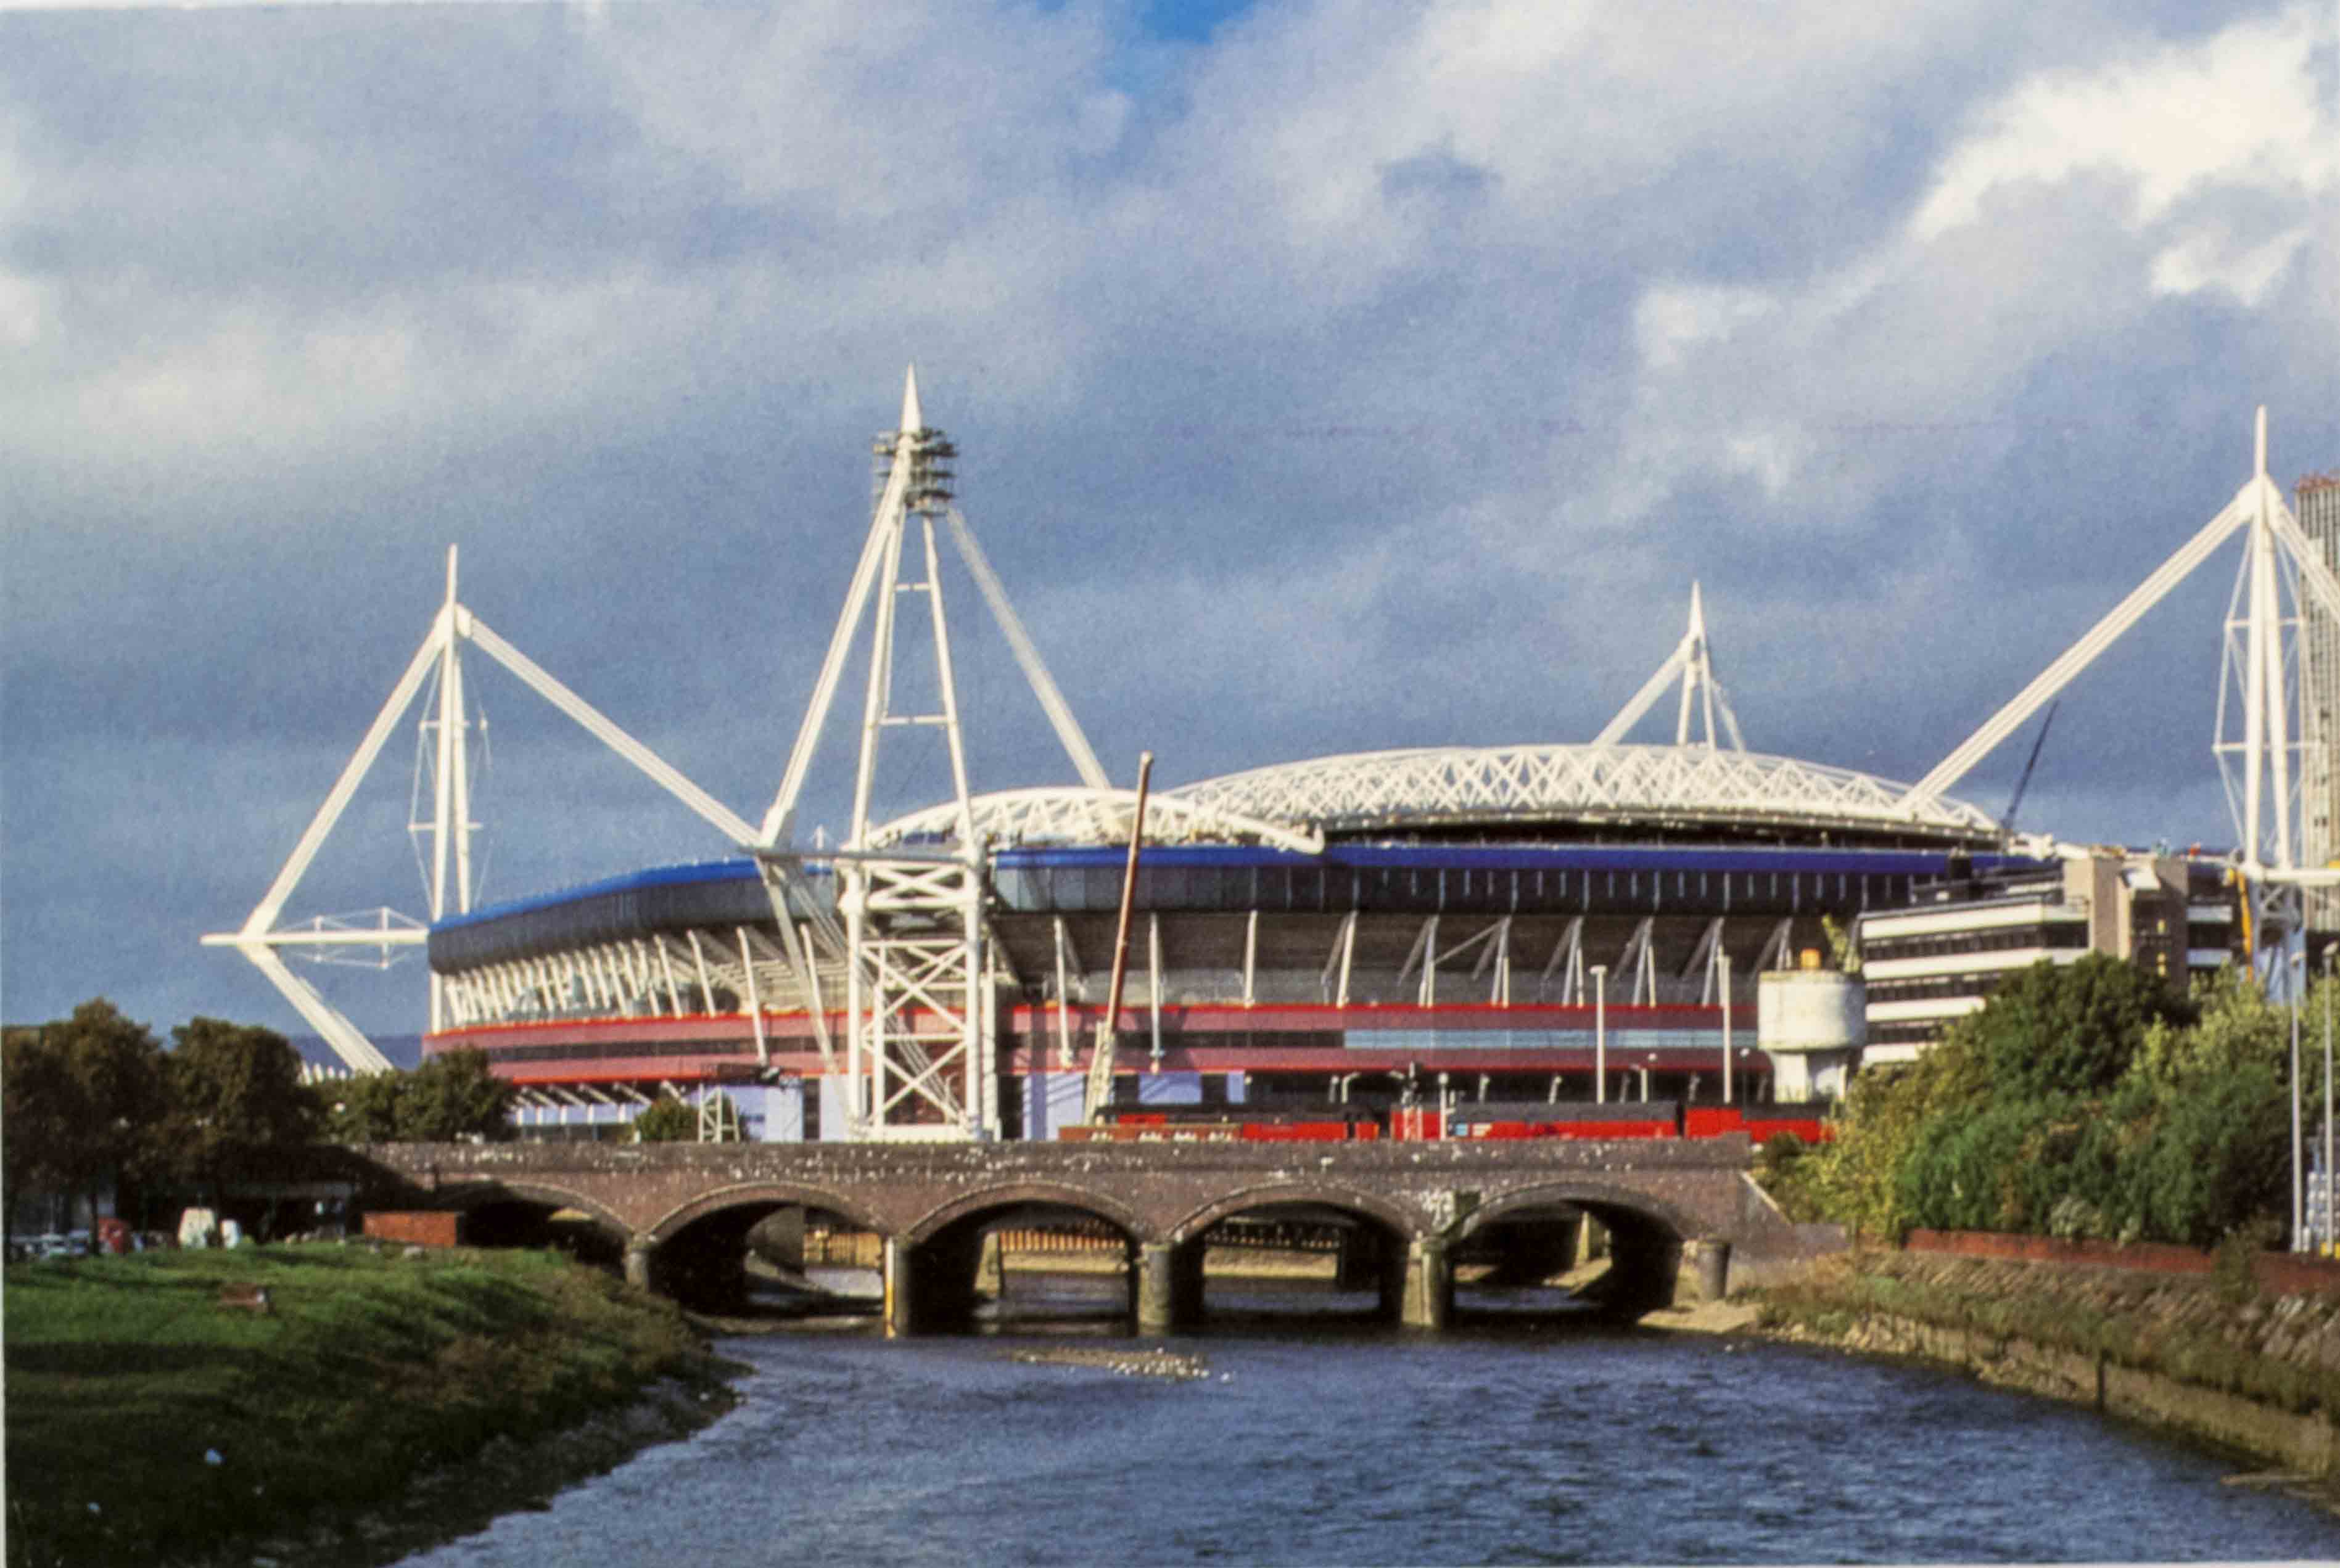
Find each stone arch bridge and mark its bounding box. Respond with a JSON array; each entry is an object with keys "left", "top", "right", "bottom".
[{"left": 358, "top": 1137, "right": 1820, "bottom": 1334}]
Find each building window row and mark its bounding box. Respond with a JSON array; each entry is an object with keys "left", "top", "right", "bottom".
[{"left": 1862, "top": 922, "right": 2087, "bottom": 963}]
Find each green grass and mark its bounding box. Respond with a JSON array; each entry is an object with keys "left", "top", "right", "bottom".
[
  {"left": 1752, "top": 1252, "right": 2340, "bottom": 1420},
  {"left": 4, "top": 1245, "right": 730, "bottom": 1566}
]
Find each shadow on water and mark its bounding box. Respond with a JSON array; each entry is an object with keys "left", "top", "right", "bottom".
[{"left": 968, "top": 1268, "right": 1610, "bottom": 1339}]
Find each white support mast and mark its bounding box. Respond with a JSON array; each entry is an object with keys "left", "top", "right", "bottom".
[
  {"left": 1903, "top": 409, "right": 2333, "bottom": 826},
  {"left": 781, "top": 368, "right": 994, "bottom": 1139},
  {"left": 206, "top": 548, "right": 759, "bottom": 1072},
  {"left": 759, "top": 366, "right": 1116, "bottom": 1141},
  {"left": 1594, "top": 583, "right": 1745, "bottom": 750},
  {"left": 1907, "top": 407, "right": 2337, "bottom": 951}
]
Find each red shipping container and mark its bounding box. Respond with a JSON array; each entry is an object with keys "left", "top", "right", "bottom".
[{"left": 364, "top": 1211, "right": 463, "bottom": 1248}]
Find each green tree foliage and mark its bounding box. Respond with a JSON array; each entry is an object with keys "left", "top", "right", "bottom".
[
  {"left": 2131, "top": 1061, "right": 2290, "bottom": 1247},
  {"left": 1, "top": 1000, "right": 167, "bottom": 1227},
  {"left": 323, "top": 1049, "right": 515, "bottom": 1144},
  {"left": 163, "top": 1017, "right": 318, "bottom": 1201},
  {"left": 1961, "top": 953, "right": 2191, "bottom": 1100},
  {"left": 326, "top": 1069, "right": 405, "bottom": 1143},
  {"left": 630, "top": 1094, "right": 699, "bottom": 1143},
  {"left": 1806, "top": 956, "right": 2323, "bottom": 1250},
  {"left": 3, "top": 1025, "right": 80, "bottom": 1219},
  {"left": 1807, "top": 1017, "right": 1992, "bottom": 1238}
]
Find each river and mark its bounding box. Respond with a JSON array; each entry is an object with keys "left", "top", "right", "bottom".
[{"left": 403, "top": 1297, "right": 2340, "bottom": 1565}]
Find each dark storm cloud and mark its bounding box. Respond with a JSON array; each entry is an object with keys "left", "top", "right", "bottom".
[{"left": 1, "top": 0, "right": 2333, "bottom": 1039}]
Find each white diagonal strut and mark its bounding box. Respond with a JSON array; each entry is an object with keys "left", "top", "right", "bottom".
[
  {"left": 460, "top": 615, "right": 758, "bottom": 845},
  {"left": 946, "top": 509, "right": 1110, "bottom": 791},
  {"left": 1906, "top": 488, "right": 2254, "bottom": 811}
]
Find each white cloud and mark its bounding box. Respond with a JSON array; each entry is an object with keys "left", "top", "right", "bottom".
[
  {"left": 5, "top": 0, "right": 2336, "bottom": 1037},
  {"left": 1634, "top": 284, "right": 1779, "bottom": 374},
  {"left": 2149, "top": 222, "right": 2313, "bottom": 304},
  {"left": 1912, "top": 6, "right": 2334, "bottom": 240}
]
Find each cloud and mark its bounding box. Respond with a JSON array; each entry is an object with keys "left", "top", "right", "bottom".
[
  {"left": 2, "top": 0, "right": 2335, "bottom": 1038},
  {"left": 1911, "top": 7, "right": 2334, "bottom": 240}
]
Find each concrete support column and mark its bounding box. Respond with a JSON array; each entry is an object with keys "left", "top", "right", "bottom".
[
  {"left": 623, "top": 1240, "right": 653, "bottom": 1292},
  {"left": 884, "top": 1235, "right": 915, "bottom": 1339},
  {"left": 1401, "top": 1238, "right": 1452, "bottom": 1331},
  {"left": 1136, "top": 1242, "right": 1179, "bottom": 1335}
]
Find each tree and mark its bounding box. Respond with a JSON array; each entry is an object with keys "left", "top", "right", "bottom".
[
  {"left": 631, "top": 1094, "right": 699, "bottom": 1143},
  {"left": 1810, "top": 956, "right": 2308, "bottom": 1249},
  {"left": 3, "top": 1027, "right": 77, "bottom": 1228},
  {"left": 163, "top": 1018, "right": 318, "bottom": 1202},
  {"left": 320, "top": 1051, "right": 516, "bottom": 1144},
  {"left": 322, "top": 1070, "right": 405, "bottom": 1144},
  {"left": 54, "top": 1000, "right": 168, "bottom": 1220},
  {"left": 2132, "top": 969, "right": 2289, "bottom": 1088},
  {"left": 1, "top": 1000, "right": 167, "bottom": 1231},
  {"left": 392, "top": 1049, "right": 514, "bottom": 1142},
  {"left": 1961, "top": 953, "right": 2190, "bottom": 1102}
]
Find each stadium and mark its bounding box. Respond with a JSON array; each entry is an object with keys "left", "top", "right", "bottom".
[{"left": 217, "top": 377, "right": 2336, "bottom": 1144}]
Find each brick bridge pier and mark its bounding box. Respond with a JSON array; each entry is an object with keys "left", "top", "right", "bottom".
[{"left": 361, "top": 1137, "right": 1819, "bottom": 1333}]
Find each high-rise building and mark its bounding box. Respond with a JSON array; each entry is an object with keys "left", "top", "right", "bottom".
[{"left": 2301, "top": 472, "right": 2340, "bottom": 929}]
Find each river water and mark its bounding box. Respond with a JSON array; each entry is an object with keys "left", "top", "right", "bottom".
[{"left": 403, "top": 1297, "right": 2340, "bottom": 1566}]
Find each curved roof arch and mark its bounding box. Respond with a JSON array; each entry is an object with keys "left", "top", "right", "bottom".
[
  {"left": 861, "top": 787, "right": 1325, "bottom": 855},
  {"left": 1164, "top": 744, "right": 2000, "bottom": 843},
  {"left": 861, "top": 745, "right": 1998, "bottom": 851}
]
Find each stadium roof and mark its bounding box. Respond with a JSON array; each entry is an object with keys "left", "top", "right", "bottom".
[{"left": 864, "top": 742, "right": 2003, "bottom": 850}]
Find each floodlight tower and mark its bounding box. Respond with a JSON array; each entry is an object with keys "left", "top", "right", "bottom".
[{"left": 758, "top": 367, "right": 1111, "bottom": 1141}]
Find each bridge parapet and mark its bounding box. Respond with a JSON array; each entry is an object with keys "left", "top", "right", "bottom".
[{"left": 358, "top": 1135, "right": 1774, "bottom": 1251}]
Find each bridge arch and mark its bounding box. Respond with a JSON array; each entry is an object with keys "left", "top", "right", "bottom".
[
  {"left": 1456, "top": 1180, "right": 1705, "bottom": 1246},
  {"left": 1457, "top": 1180, "right": 1701, "bottom": 1318},
  {"left": 905, "top": 1181, "right": 1153, "bottom": 1248},
  {"left": 643, "top": 1180, "right": 892, "bottom": 1249},
  {"left": 424, "top": 1178, "right": 634, "bottom": 1242},
  {"left": 1168, "top": 1181, "right": 1422, "bottom": 1247}
]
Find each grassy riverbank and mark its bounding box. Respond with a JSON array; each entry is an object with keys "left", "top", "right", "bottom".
[
  {"left": 4, "top": 1245, "right": 741, "bottom": 1567},
  {"left": 1756, "top": 1248, "right": 2340, "bottom": 1415},
  {"left": 1750, "top": 1248, "right": 2340, "bottom": 1483}
]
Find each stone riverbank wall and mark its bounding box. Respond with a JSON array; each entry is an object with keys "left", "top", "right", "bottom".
[{"left": 1753, "top": 1234, "right": 2340, "bottom": 1480}]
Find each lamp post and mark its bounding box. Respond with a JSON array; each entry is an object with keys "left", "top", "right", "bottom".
[
  {"left": 1720, "top": 950, "right": 1734, "bottom": 1106},
  {"left": 1592, "top": 964, "right": 1609, "bottom": 1105},
  {"left": 2293, "top": 948, "right": 2305, "bottom": 1248}
]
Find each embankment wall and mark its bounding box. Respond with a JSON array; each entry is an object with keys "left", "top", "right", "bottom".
[{"left": 1756, "top": 1239, "right": 2340, "bottom": 1480}]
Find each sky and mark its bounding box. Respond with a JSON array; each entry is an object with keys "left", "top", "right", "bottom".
[{"left": 2, "top": 0, "right": 2336, "bottom": 1041}]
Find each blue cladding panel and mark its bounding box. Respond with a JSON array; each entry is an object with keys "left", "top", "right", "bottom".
[
  {"left": 1042, "top": 1073, "right": 1088, "bottom": 1139},
  {"left": 761, "top": 1080, "right": 805, "bottom": 1143},
  {"left": 427, "top": 858, "right": 834, "bottom": 971},
  {"left": 817, "top": 1077, "right": 854, "bottom": 1143},
  {"left": 1136, "top": 1072, "right": 1203, "bottom": 1106}
]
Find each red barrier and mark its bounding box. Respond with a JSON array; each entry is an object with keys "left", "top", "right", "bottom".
[
  {"left": 1744, "top": 1116, "right": 1833, "bottom": 1145},
  {"left": 1904, "top": 1228, "right": 2340, "bottom": 1299},
  {"left": 1240, "top": 1122, "right": 1356, "bottom": 1142}
]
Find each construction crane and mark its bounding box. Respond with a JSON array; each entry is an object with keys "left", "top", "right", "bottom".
[
  {"left": 1087, "top": 753, "right": 1154, "bottom": 1122},
  {"left": 2001, "top": 700, "right": 2059, "bottom": 833}
]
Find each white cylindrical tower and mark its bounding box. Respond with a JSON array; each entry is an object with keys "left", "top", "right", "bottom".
[{"left": 1757, "top": 952, "right": 1866, "bottom": 1102}]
